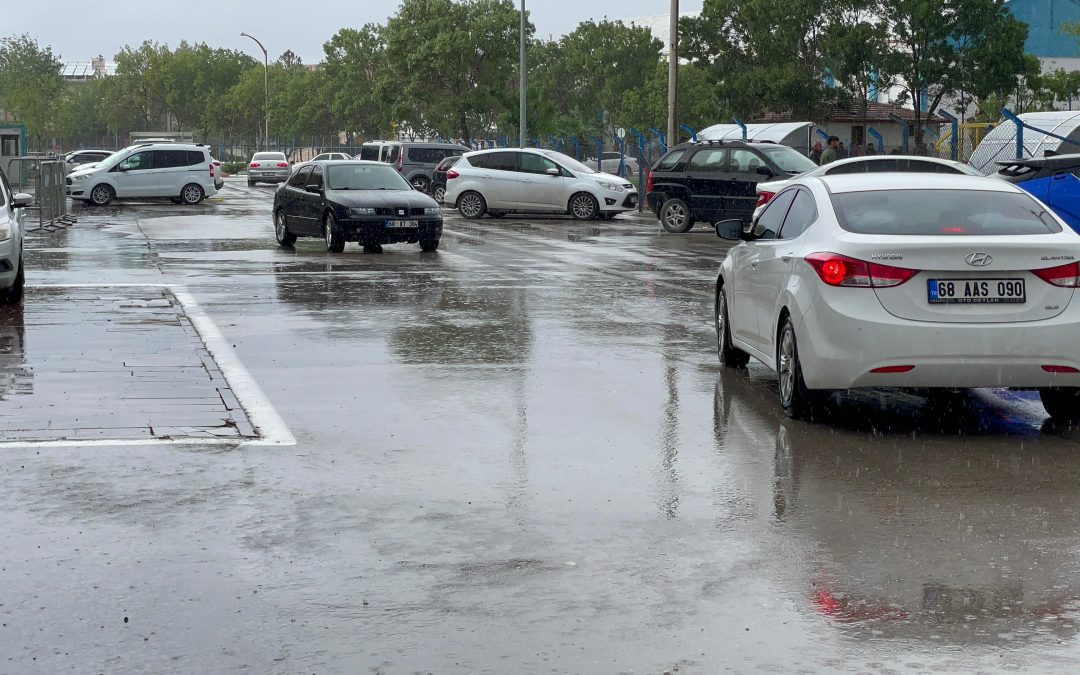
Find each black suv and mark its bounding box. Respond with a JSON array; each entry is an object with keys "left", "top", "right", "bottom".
[{"left": 646, "top": 140, "right": 818, "bottom": 232}]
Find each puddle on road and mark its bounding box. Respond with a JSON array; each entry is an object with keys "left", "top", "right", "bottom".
[{"left": 0, "top": 288, "right": 257, "bottom": 443}]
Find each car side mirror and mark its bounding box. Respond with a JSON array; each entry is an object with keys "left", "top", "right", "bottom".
[
  {"left": 714, "top": 219, "right": 744, "bottom": 241},
  {"left": 11, "top": 193, "right": 33, "bottom": 208},
  {"left": 756, "top": 166, "right": 774, "bottom": 177},
  {"left": 546, "top": 168, "right": 560, "bottom": 176},
  {"left": 305, "top": 184, "right": 322, "bottom": 193}
]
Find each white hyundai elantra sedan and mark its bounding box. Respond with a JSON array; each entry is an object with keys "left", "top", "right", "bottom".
[{"left": 714, "top": 173, "right": 1080, "bottom": 421}]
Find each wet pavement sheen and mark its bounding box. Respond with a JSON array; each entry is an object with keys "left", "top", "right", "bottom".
[{"left": 4, "top": 178, "right": 1080, "bottom": 673}]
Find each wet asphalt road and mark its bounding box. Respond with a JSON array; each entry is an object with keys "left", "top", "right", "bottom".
[{"left": 5, "top": 178, "right": 1080, "bottom": 673}]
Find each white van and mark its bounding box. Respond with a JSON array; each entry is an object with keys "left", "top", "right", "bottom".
[{"left": 66, "top": 143, "right": 218, "bottom": 206}]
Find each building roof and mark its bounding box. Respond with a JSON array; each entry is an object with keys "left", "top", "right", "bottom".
[
  {"left": 757, "top": 102, "right": 949, "bottom": 125},
  {"left": 61, "top": 61, "right": 116, "bottom": 79}
]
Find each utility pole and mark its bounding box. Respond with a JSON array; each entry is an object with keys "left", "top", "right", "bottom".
[
  {"left": 666, "top": 0, "right": 679, "bottom": 145},
  {"left": 240, "top": 32, "right": 269, "bottom": 151},
  {"left": 519, "top": 0, "right": 527, "bottom": 148}
]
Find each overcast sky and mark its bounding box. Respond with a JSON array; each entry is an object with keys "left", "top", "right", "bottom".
[{"left": 8, "top": 0, "right": 703, "bottom": 65}]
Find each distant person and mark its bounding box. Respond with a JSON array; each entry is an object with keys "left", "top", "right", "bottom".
[
  {"left": 820, "top": 136, "right": 841, "bottom": 164},
  {"left": 890, "top": 148, "right": 902, "bottom": 155},
  {"left": 865, "top": 143, "right": 877, "bottom": 156},
  {"left": 837, "top": 141, "right": 849, "bottom": 159},
  {"left": 810, "top": 140, "right": 823, "bottom": 164}
]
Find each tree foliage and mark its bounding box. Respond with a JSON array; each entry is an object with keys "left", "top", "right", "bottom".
[{"left": 0, "top": 34, "right": 64, "bottom": 143}]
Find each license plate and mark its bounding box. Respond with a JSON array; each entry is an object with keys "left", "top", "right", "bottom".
[
  {"left": 386, "top": 219, "right": 418, "bottom": 229},
  {"left": 262, "top": 172, "right": 275, "bottom": 176},
  {"left": 927, "top": 278, "right": 1026, "bottom": 304}
]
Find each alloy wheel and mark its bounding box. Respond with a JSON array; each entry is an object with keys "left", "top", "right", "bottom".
[
  {"left": 460, "top": 194, "right": 482, "bottom": 218},
  {"left": 571, "top": 194, "right": 596, "bottom": 219},
  {"left": 664, "top": 202, "right": 687, "bottom": 229},
  {"left": 778, "top": 327, "right": 795, "bottom": 405}
]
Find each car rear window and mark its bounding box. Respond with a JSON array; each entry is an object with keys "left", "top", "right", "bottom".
[
  {"left": 359, "top": 146, "right": 381, "bottom": 161},
  {"left": 654, "top": 150, "right": 687, "bottom": 172},
  {"left": 253, "top": 152, "right": 285, "bottom": 161},
  {"left": 831, "top": 189, "right": 1063, "bottom": 236},
  {"left": 826, "top": 159, "right": 967, "bottom": 175}
]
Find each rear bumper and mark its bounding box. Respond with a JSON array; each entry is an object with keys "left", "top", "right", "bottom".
[{"left": 797, "top": 291, "right": 1080, "bottom": 389}]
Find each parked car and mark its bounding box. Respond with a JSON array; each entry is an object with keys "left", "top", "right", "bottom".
[
  {"left": 595, "top": 151, "right": 641, "bottom": 177},
  {"left": 210, "top": 157, "right": 224, "bottom": 191},
  {"left": 444, "top": 148, "right": 638, "bottom": 220},
  {"left": 0, "top": 168, "right": 27, "bottom": 304},
  {"left": 646, "top": 140, "right": 818, "bottom": 233},
  {"left": 372, "top": 142, "right": 470, "bottom": 193},
  {"left": 995, "top": 153, "right": 1080, "bottom": 234},
  {"left": 755, "top": 155, "right": 983, "bottom": 221},
  {"left": 64, "top": 149, "right": 114, "bottom": 174},
  {"left": 247, "top": 152, "right": 291, "bottom": 186},
  {"left": 430, "top": 155, "right": 461, "bottom": 203},
  {"left": 66, "top": 143, "right": 218, "bottom": 206},
  {"left": 310, "top": 152, "right": 352, "bottom": 162},
  {"left": 356, "top": 141, "right": 392, "bottom": 162},
  {"left": 712, "top": 173, "right": 1080, "bottom": 422},
  {"left": 272, "top": 160, "right": 442, "bottom": 253}
]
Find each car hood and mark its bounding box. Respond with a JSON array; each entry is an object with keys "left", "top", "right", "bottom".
[
  {"left": 326, "top": 188, "right": 437, "bottom": 208},
  {"left": 68, "top": 166, "right": 101, "bottom": 178},
  {"left": 580, "top": 171, "right": 633, "bottom": 186}
]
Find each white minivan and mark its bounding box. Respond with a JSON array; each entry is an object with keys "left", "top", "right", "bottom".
[
  {"left": 66, "top": 143, "right": 218, "bottom": 206},
  {"left": 444, "top": 148, "right": 638, "bottom": 220}
]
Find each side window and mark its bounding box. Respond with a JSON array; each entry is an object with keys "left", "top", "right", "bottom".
[
  {"left": 308, "top": 165, "right": 324, "bottom": 189},
  {"left": 518, "top": 153, "right": 557, "bottom": 175},
  {"left": 778, "top": 190, "right": 818, "bottom": 240},
  {"left": 190, "top": 151, "right": 207, "bottom": 166},
  {"left": 472, "top": 152, "right": 517, "bottom": 172},
  {"left": 904, "top": 160, "right": 964, "bottom": 174},
  {"left": 119, "top": 151, "right": 152, "bottom": 171},
  {"left": 687, "top": 149, "right": 727, "bottom": 172},
  {"left": 288, "top": 166, "right": 312, "bottom": 188},
  {"left": 383, "top": 145, "right": 400, "bottom": 163},
  {"left": 654, "top": 149, "right": 687, "bottom": 172},
  {"left": 360, "top": 146, "right": 380, "bottom": 161},
  {"left": 752, "top": 189, "right": 797, "bottom": 240},
  {"left": 729, "top": 149, "right": 765, "bottom": 174}
]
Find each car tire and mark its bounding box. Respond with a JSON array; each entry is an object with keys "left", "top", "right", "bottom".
[
  {"left": 777, "top": 317, "right": 820, "bottom": 420},
  {"left": 0, "top": 257, "right": 24, "bottom": 305},
  {"left": 715, "top": 287, "right": 750, "bottom": 368},
  {"left": 660, "top": 198, "right": 692, "bottom": 233},
  {"left": 324, "top": 213, "right": 345, "bottom": 253},
  {"left": 458, "top": 191, "right": 487, "bottom": 219},
  {"left": 247, "top": 179, "right": 255, "bottom": 187},
  {"left": 420, "top": 238, "right": 439, "bottom": 252},
  {"left": 180, "top": 183, "right": 205, "bottom": 205},
  {"left": 431, "top": 182, "right": 446, "bottom": 203},
  {"left": 569, "top": 192, "right": 599, "bottom": 220},
  {"left": 89, "top": 184, "right": 115, "bottom": 207},
  {"left": 274, "top": 209, "right": 297, "bottom": 247},
  {"left": 1039, "top": 388, "right": 1080, "bottom": 423},
  {"left": 411, "top": 175, "right": 431, "bottom": 193}
]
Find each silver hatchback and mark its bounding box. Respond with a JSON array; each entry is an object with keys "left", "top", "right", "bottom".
[{"left": 247, "top": 152, "right": 291, "bottom": 186}]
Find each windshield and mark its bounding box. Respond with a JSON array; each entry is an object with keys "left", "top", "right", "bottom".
[
  {"left": 831, "top": 189, "right": 1063, "bottom": 235},
  {"left": 327, "top": 164, "right": 412, "bottom": 190},
  {"left": 756, "top": 145, "right": 818, "bottom": 173},
  {"left": 94, "top": 148, "right": 133, "bottom": 171},
  {"left": 540, "top": 150, "right": 597, "bottom": 175}
]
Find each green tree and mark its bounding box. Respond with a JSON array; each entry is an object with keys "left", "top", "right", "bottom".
[
  {"left": 384, "top": 0, "right": 527, "bottom": 142},
  {"left": 881, "top": 0, "right": 1029, "bottom": 143},
  {"left": 822, "top": 2, "right": 892, "bottom": 138},
  {"left": 109, "top": 41, "right": 174, "bottom": 132},
  {"left": 322, "top": 25, "right": 391, "bottom": 141},
  {"left": 0, "top": 34, "right": 64, "bottom": 146}
]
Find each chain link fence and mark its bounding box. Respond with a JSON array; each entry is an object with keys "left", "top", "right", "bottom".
[{"left": 3, "top": 158, "right": 76, "bottom": 232}]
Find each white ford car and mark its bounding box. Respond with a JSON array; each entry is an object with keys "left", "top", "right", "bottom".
[
  {"left": 713, "top": 173, "right": 1080, "bottom": 421},
  {"left": 67, "top": 143, "right": 217, "bottom": 206},
  {"left": 445, "top": 148, "right": 638, "bottom": 220}
]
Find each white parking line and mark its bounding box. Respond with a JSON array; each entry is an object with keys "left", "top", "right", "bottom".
[{"left": 5, "top": 283, "right": 296, "bottom": 448}]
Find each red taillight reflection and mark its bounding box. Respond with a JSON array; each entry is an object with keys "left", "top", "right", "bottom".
[
  {"left": 1033, "top": 262, "right": 1080, "bottom": 287},
  {"left": 756, "top": 191, "right": 775, "bottom": 208},
  {"left": 646, "top": 170, "right": 654, "bottom": 193},
  {"left": 805, "top": 252, "right": 917, "bottom": 288},
  {"left": 1042, "top": 365, "right": 1080, "bottom": 373},
  {"left": 871, "top": 365, "right": 916, "bottom": 374},
  {"left": 250, "top": 162, "right": 259, "bottom": 168},
  {"left": 446, "top": 169, "right": 460, "bottom": 180}
]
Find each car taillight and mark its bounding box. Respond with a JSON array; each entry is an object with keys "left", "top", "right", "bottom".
[
  {"left": 277, "top": 162, "right": 288, "bottom": 168},
  {"left": 250, "top": 162, "right": 259, "bottom": 168},
  {"left": 446, "top": 169, "right": 460, "bottom": 180},
  {"left": 756, "top": 191, "right": 775, "bottom": 208},
  {"left": 1033, "top": 262, "right": 1080, "bottom": 287},
  {"left": 397, "top": 153, "right": 404, "bottom": 171},
  {"left": 805, "top": 252, "right": 917, "bottom": 288},
  {"left": 646, "top": 170, "right": 653, "bottom": 193}
]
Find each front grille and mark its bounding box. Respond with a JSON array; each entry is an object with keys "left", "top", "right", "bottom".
[{"left": 375, "top": 207, "right": 427, "bottom": 217}]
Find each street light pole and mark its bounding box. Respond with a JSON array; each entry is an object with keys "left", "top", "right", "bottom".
[
  {"left": 240, "top": 32, "right": 269, "bottom": 151},
  {"left": 666, "top": 0, "right": 679, "bottom": 145},
  {"left": 519, "top": 0, "right": 527, "bottom": 148}
]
